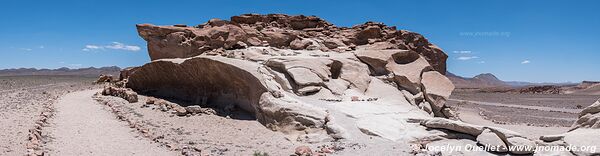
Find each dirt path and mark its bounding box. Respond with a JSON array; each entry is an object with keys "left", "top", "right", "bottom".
[{"left": 47, "top": 89, "right": 174, "bottom": 156}]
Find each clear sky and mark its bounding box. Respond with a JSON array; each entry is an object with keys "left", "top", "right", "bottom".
[{"left": 1, "top": 0, "right": 598, "bottom": 83}]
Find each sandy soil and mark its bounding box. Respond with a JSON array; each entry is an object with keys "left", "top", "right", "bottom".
[
  {"left": 0, "top": 76, "right": 96, "bottom": 155},
  {"left": 455, "top": 105, "right": 569, "bottom": 139},
  {"left": 446, "top": 90, "right": 598, "bottom": 139},
  {"left": 46, "top": 89, "right": 174, "bottom": 155}
]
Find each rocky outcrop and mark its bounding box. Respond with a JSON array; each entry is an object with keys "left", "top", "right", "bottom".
[
  {"left": 571, "top": 99, "right": 600, "bottom": 130},
  {"left": 136, "top": 14, "right": 447, "bottom": 74},
  {"left": 127, "top": 14, "right": 456, "bottom": 144},
  {"left": 420, "top": 118, "right": 537, "bottom": 155},
  {"left": 538, "top": 99, "right": 600, "bottom": 156}
]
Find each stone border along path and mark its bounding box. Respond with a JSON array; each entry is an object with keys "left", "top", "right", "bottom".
[{"left": 46, "top": 89, "right": 175, "bottom": 156}]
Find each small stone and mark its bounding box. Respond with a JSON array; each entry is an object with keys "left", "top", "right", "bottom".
[{"left": 295, "top": 145, "right": 312, "bottom": 156}]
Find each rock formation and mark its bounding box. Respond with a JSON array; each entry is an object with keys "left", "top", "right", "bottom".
[
  {"left": 537, "top": 99, "right": 600, "bottom": 156},
  {"left": 123, "top": 14, "right": 488, "bottom": 150},
  {"left": 136, "top": 14, "right": 447, "bottom": 74}
]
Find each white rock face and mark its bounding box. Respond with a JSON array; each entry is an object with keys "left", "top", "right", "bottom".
[
  {"left": 130, "top": 15, "right": 462, "bottom": 149},
  {"left": 421, "top": 71, "right": 455, "bottom": 116}
]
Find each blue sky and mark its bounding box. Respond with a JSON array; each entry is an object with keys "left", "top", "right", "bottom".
[{"left": 0, "top": 0, "right": 598, "bottom": 82}]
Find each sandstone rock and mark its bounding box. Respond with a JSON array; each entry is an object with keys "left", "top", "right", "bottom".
[
  {"left": 571, "top": 99, "right": 600, "bottom": 130},
  {"left": 287, "top": 68, "right": 324, "bottom": 86},
  {"left": 421, "top": 118, "right": 484, "bottom": 136},
  {"left": 294, "top": 145, "right": 313, "bottom": 156},
  {"left": 336, "top": 58, "right": 371, "bottom": 92},
  {"left": 257, "top": 92, "right": 328, "bottom": 131},
  {"left": 322, "top": 38, "right": 346, "bottom": 50},
  {"left": 290, "top": 38, "right": 313, "bottom": 50},
  {"left": 297, "top": 86, "right": 322, "bottom": 95},
  {"left": 476, "top": 129, "right": 508, "bottom": 152},
  {"left": 128, "top": 56, "right": 267, "bottom": 113},
  {"left": 563, "top": 128, "right": 600, "bottom": 156},
  {"left": 95, "top": 74, "right": 114, "bottom": 83},
  {"left": 127, "top": 56, "right": 329, "bottom": 134},
  {"left": 354, "top": 49, "right": 406, "bottom": 75},
  {"left": 324, "top": 116, "right": 349, "bottom": 140},
  {"left": 131, "top": 14, "right": 457, "bottom": 144},
  {"left": 172, "top": 105, "right": 187, "bottom": 116},
  {"left": 137, "top": 14, "right": 448, "bottom": 74},
  {"left": 261, "top": 29, "right": 297, "bottom": 47},
  {"left": 184, "top": 105, "right": 203, "bottom": 114},
  {"left": 418, "top": 102, "right": 433, "bottom": 115},
  {"left": 356, "top": 25, "right": 383, "bottom": 44},
  {"left": 119, "top": 67, "right": 139, "bottom": 81},
  {"left": 146, "top": 97, "right": 157, "bottom": 104},
  {"left": 207, "top": 18, "right": 228, "bottom": 27},
  {"left": 386, "top": 51, "right": 432, "bottom": 94},
  {"left": 485, "top": 127, "right": 535, "bottom": 155},
  {"left": 101, "top": 86, "right": 138, "bottom": 103},
  {"left": 421, "top": 71, "right": 455, "bottom": 117},
  {"left": 539, "top": 134, "right": 564, "bottom": 142}
]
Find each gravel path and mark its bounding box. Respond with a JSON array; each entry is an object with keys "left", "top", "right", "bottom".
[{"left": 47, "top": 89, "right": 174, "bottom": 156}]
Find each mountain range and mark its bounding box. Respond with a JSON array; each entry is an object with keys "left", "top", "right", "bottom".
[
  {"left": 447, "top": 72, "right": 578, "bottom": 89},
  {"left": 0, "top": 66, "right": 121, "bottom": 77}
]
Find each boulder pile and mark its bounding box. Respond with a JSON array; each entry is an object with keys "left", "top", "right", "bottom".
[
  {"left": 101, "top": 86, "right": 138, "bottom": 103},
  {"left": 124, "top": 14, "right": 458, "bottom": 144}
]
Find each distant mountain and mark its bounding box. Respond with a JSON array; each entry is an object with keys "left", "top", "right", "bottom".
[
  {"left": 0, "top": 66, "right": 121, "bottom": 77},
  {"left": 504, "top": 81, "right": 578, "bottom": 87},
  {"left": 447, "top": 72, "right": 509, "bottom": 89}
]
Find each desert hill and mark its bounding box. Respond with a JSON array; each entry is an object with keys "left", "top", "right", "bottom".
[{"left": 447, "top": 72, "right": 509, "bottom": 89}]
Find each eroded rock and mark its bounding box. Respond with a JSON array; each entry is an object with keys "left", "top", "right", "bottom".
[
  {"left": 101, "top": 86, "right": 138, "bottom": 103},
  {"left": 136, "top": 14, "right": 448, "bottom": 74}
]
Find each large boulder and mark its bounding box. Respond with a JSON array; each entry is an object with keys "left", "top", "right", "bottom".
[
  {"left": 420, "top": 118, "right": 484, "bottom": 136},
  {"left": 476, "top": 129, "right": 508, "bottom": 152},
  {"left": 571, "top": 99, "right": 600, "bottom": 130},
  {"left": 354, "top": 49, "right": 407, "bottom": 75},
  {"left": 421, "top": 71, "right": 455, "bottom": 116},
  {"left": 386, "top": 51, "right": 433, "bottom": 94}
]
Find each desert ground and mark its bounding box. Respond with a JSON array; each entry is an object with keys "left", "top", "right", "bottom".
[
  {"left": 0, "top": 76, "right": 403, "bottom": 156},
  {"left": 447, "top": 89, "right": 598, "bottom": 139},
  {"left": 2, "top": 75, "right": 597, "bottom": 155},
  {"left": 0, "top": 76, "right": 97, "bottom": 155}
]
